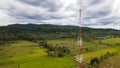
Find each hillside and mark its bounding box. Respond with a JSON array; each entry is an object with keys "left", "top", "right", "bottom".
[{"left": 0, "top": 24, "right": 120, "bottom": 44}]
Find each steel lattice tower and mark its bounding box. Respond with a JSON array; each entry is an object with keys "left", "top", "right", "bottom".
[{"left": 76, "top": 9, "right": 83, "bottom": 68}]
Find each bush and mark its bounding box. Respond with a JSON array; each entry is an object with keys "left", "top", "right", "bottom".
[
  {"left": 58, "top": 52, "right": 64, "bottom": 57},
  {"left": 47, "top": 50, "right": 56, "bottom": 57},
  {"left": 90, "top": 57, "right": 99, "bottom": 65},
  {"left": 116, "top": 43, "right": 120, "bottom": 45},
  {"left": 39, "top": 40, "right": 48, "bottom": 48}
]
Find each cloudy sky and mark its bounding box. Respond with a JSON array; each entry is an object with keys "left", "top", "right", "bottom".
[{"left": 0, "top": 0, "right": 120, "bottom": 29}]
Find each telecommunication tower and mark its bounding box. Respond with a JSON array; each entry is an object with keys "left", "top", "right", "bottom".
[{"left": 76, "top": 9, "right": 83, "bottom": 68}]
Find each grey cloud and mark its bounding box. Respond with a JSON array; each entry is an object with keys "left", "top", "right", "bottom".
[
  {"left": 89, "top": 0, "right": 102, "bottom": 5},
  {"left": 8, "top": 11, "right": 64, "bottom": 21},
  {"left": 5, "top": 1, "right": 64, "bottom": 21},
  {"left": 79, "top": 0, "right": 103, "bottom": 8},
  {"left": 99, "top": 17, "right": 119, "bottom": 25},
  {"left": 19, "top": 0, "right": 63, "bottom": 12},
  {"left": 85, "top": 9, "right": 111, "bottom": 19},
  {"left": 0, "top": 0, "right": 120, "bottom": 29}
]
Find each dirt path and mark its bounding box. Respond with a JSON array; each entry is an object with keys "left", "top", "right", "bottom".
[{"left": 99, "top": 54, "right": 120, "bottom": 68}]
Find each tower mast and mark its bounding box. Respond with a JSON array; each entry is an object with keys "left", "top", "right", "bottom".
[{"left": 76, "top": 9, "right": 83, "bottom": 68}]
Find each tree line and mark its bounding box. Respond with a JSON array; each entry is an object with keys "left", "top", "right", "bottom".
[
  {"left": 39, "top": 40, "right": 70, "bottom": 57},
  {"left": 0, "top": 24, "right": 120, "bottom": 44}
]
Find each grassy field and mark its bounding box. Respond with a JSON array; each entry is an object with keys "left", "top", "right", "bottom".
[
  {"left": 0, "top": 41, "right": 77, "bottom": 68},
  {"left": 0, "top": 38, "right": 120, "bottom": 68},
  {"left": 99, "top": 54, "right": 120, "bottom": 68},
  {"left": 84, "top": 46, "right": 120, "bottom": 63},
  {"left": 83, "top": 38, "right": 120, "bottom": 64},
  {"left": 48, "top": 38, "right": 120, "bottom": 67},
  {"left": 95, "top": 38, "right": 120, "bottom": 46},
  {"left": 20, "top": 56, "right": 77, "bottom": 68}
]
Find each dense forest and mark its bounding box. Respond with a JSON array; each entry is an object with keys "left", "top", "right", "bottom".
[{"left": 0, "top": 24, "right": 120, "bottom": 44}]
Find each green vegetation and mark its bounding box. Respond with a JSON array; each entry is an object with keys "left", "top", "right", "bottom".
[
  {"left": 0, "top": 24, "right": 120, "bottom": 44},
  {"left": 0, "top": 41, "right": 77, "bottom": 68},
  {"left": 20, "top": 56, "right": 76, "bottom": 68},
  {"left": 0, "top": 38, "right": 120, "bottom": 68},
  {"left": 0, "top": 24, "right": 120, "bottom": 68},
  {"left": 39, "top": 40, "right": 70, "bottom": 57},
  {"left": 99, "top": 54, "right": 120, "bottom": 68}
]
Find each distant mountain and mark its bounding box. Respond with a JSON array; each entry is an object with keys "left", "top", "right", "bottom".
[
  {"left": 0, "top": 24, "right": 120, "bottom": 44},
  {"left": 7, "top": 23, "right": 119, "bottom": 30}
]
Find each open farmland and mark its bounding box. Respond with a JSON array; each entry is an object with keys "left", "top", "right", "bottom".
[
  {"left": 99, "top": 54, "right": 120, "bottom": 68},
  {"left": 0, "top": 41, "right": 77, "bottom": 68},
  {"left": 0, "top": 38, "right": 120, "bottom": 68}
]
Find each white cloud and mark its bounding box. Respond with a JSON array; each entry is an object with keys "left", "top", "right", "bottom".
[{"left": 0, "top": 0, "right": 119, "bottom": 29}]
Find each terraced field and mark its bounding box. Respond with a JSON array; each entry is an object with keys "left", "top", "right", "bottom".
[
  {"left": 0, "top": 41, "right": 77, "bottom": 68},
  {"left": 0, "top": 38, "right": 120, "bottom": 68},
  {"left": 84, "top": 46, "right": 120, "bottom": 63},
  {"left": 99, "top": 54, "right": 120, "bottom": 68},
  {"left": 48, "top": 38, "right": 120, "bottom": 64}
]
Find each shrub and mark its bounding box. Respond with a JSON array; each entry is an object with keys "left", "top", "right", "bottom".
[{"left": 90, "top": 57, "right": 99, "bottom": 65}]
